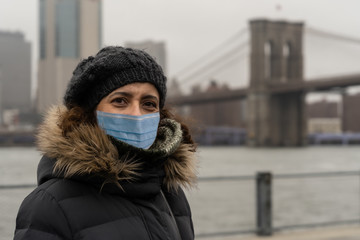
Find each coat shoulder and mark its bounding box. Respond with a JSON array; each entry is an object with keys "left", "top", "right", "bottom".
[{"left": 15, "top": 179, "right": 73, "bottom": 240}]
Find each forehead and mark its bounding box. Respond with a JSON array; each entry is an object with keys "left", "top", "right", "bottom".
[{"left": 110, "top": 82, "right": 159, "bottom": 97}]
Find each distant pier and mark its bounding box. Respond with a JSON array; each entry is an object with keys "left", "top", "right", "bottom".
[{"left": 0, "top": 130, "right": 36, "bottom": 146}]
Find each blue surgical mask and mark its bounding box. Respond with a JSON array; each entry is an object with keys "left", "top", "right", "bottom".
[{"left": 96, "top": 111, "right": 160, "bottom": 149}]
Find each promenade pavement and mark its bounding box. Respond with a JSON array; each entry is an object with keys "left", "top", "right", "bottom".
[{"left": 208, "top": 225, "right": 360, "bottom": 240}]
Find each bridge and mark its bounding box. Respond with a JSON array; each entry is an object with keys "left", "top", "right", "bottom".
[
  {"left": 168, "top": 73, "right": 360, "bottom": 105},
  {"left": 167, "top": 19, "right": 360, "bottom": 147}
]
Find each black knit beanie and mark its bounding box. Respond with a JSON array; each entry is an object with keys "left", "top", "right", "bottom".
[{"left": 63, "top": 46, "right": 167, "bottom": 110}]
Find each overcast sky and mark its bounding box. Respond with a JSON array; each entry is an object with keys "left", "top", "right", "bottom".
[{"left": 0, "top": 0, "right": 359, "bottom": 95}]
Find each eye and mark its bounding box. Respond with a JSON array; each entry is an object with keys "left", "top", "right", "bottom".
[
  {"left": 111, "top": 97, "right": 127, "bottom": 105},
  {"left": 143, "top": 101, "right": 158, "bottom": 110}
]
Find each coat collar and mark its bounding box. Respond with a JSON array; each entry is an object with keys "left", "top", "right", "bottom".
[{"left": 36, "top": 105, "right": 197, "bottom": 192}]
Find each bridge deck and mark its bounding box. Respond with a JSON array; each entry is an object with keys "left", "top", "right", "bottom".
[
  {"left": 168, "top": 73, "right": 360, "bottom": 106},
  {"left": 269, "top": 73, "right": 360, "bottom": 93}
]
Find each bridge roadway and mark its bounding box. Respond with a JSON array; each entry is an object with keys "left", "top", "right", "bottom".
[
  {"left": 209, "top": 225, "right": 360, "bottom": 240},
  {"left": 168, "top": 73, "right": 360, "bottom": 106},
  {"left": 270, "top": 73, "right": 360, "bottom": 94}
]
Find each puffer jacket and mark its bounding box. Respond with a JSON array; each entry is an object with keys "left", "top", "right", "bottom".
[{"left": 14, "top": 106, "right": 197, "bottom": 240}]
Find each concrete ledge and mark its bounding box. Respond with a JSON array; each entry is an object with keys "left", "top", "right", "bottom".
[{"left": 208, "top": 225, "right": 360, "bottom": 240}]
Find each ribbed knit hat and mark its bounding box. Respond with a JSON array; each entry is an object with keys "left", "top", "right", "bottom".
[{"left": 64, "top": 46, "right": 167, "bottom": 110}]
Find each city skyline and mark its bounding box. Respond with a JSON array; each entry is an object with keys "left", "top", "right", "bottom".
[
  {"left": 0, "top": 31, "right": 31, "bottom": 120},
  {"left": 0, "top": 0, "right": 359, "bottom": 97}
]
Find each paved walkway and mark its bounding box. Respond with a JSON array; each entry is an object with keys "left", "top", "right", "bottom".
[{"left": 209, "top": 225, "right": 360, "bottom": 240}]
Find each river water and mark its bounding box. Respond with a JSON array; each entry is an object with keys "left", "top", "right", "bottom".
[{"left": 1, "top": 146, "right": 360, "bottom": 239}]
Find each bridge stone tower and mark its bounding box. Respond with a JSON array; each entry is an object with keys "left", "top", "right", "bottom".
[{"left": 247, "top": 19, "right": 307, "bottom": 146}]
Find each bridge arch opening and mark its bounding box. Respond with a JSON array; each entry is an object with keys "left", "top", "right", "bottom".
[
  {"left": 264, "top": 41, "right": 274, "bottom": 80},
  {"left": 283, "top": 42, "right": 292, "bottom": 82}
]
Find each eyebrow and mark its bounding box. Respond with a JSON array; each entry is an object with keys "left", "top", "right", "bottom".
[
  {"left": 108, "top": 92, "right": 159, "bottom": 102},
  {"left": 142, "top": 95, "right": 159, "bottom": 102},
  {"left": 108, "top": 92, "right": 132, "bottom": 98}
]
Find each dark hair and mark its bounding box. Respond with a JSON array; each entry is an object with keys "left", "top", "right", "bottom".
[{"left": 59, "top": 106, "right": 97, "bottom": 137}]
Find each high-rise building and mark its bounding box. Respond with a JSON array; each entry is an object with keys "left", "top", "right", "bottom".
[
  {"left": 125, "top": 40, "right": 167, "bottom": 74},
  {"left": 37, "top": 0, "right": 102, "bottom": 113},
  {"left": 0, "top": 31, "right": 31, "bottom": 123}
]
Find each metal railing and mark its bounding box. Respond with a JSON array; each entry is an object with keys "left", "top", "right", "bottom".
[
  {"left": 195, "top": 170, "right": 360, "bottom": 238},
  {"left": 0, "top": 184, "right": 36, "bottom": 189},
  {"left": 271, "top": 171, "right": 360, "bottom": 233},
  {"left": 194, "top": 175, "right": 256, "bottom": 238},
  {"left": 2, "top": 170, "right": 360, "bottom": 239}
]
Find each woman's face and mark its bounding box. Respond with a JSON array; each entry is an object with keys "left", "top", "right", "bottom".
[{"left": 96, "top": 82, "right": 160, "bottom": 116}]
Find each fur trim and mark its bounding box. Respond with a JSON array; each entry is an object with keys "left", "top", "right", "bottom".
[
  {"left": 164, "top": 143, "right": 198, "bottom": 190},
  {"left": 37, "top": 105, "right": 197, "bottom": 190},
  {"left": 37, "top": 106, "right": 140, "bottom": 186}
]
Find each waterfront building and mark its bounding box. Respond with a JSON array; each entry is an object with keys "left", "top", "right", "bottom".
[
  {"left": 343, "top": 93, "right": 360, "bottom": 132},
  {"left": 308, "top": 118, "right": 341, "bottom": 134},
  {"left": 37, "top": 0, "right": 102, "bottom": 113},
  {"left": 189, "top": 81, "right": 247, "bottom": 129},
  {"left": 307, "top": 99, "right": 339, "bottom": 119},
  {"left": 307, "top": 99, "right": 341, "bottom": 134},
  {"left": 0, "top": 31, "right": 31, "bottom": 124},
  {"left": 167, "top": 78, "right": 183, "bottom": 97},
  {"left": 125, "top": 40, "right": 167, "bottom": 74}
]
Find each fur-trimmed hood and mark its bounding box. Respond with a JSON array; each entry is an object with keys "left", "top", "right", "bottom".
[{"left": 36, "top": 105, "right": 197, "bottom": 192}]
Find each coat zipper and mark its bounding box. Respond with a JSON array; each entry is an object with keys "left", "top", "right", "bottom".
[
  {"left": 160, "top": 190, "right": 182, "bottom": 240},
  {"left": 137, "top": 206, "right": 154, "bottom": 240}
]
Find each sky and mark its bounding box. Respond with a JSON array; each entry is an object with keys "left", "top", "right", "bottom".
[{"left": 0, "top": 0, "right": 359, "bottom": 97}]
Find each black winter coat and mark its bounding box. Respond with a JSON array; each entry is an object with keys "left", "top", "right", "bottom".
[{"left": 14, "top": 106, "right": 197, "bottom": 240}]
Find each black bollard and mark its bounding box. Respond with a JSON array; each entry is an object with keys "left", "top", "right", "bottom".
[{"left": 256, "top": 172, "right": 272, "bottom": 236}]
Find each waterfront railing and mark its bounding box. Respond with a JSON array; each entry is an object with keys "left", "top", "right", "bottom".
[
  {"left": 194, "top": 170, "right": 360, "bottom": 238},
  {"left": 2, "top": 170, "right": 360, "bottom": 239}
]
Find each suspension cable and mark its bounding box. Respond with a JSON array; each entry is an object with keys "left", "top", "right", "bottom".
[
  {"left": 174, "top": 28, "right": 248, "bottom": 78},
  {"left": 306, "top": 26, "right": 360, "bottom": 45},
  {"left": 179, "top": 41, "right": 249, "bottom": 85},
  {"left": 187, "top": 50, "right": 249, "bottom": 87}
]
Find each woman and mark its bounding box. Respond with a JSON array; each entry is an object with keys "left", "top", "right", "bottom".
[{"left": 14, "top": 46, "right": 197, "bottom": 240}]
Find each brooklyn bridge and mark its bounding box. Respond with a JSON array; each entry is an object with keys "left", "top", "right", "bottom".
[{"left": 168, "top": 19, "right": 360, "bottom": 147}]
